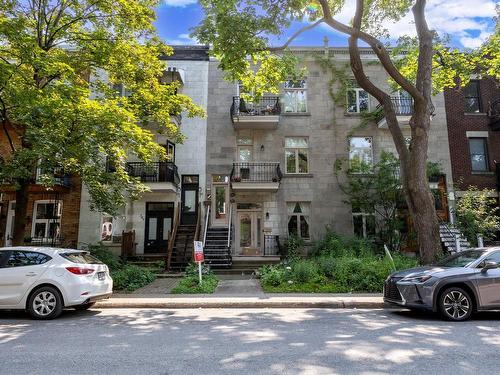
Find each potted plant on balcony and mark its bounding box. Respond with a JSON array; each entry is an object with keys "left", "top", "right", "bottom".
[
  {"left": 426, "top": 161, "right": 443, "bottom": 183},
  {"left": 272, "top": 177, "right": 278, "bottom": 182},
  {"left": 232, "top": 176, "right": 242, "bottom": 182}
]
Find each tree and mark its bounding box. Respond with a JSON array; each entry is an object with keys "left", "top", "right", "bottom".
[
  {"left": 454, "top": 187, "right": 500, "bottom": 246},
  {"left": 0, "top": 0, "right": 204, "bottom": 245},
  {"left": 194, "top": 0, "right": 498, "bottom": 263}
]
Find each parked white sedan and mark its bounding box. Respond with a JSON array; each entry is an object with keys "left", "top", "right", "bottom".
[{"left": 0, "top": 247, "right": 112, "bottom": 319}]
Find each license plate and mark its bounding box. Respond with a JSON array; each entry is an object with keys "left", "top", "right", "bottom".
[{"left": 98, "top": 272, "right": 105, "bottom": 280}]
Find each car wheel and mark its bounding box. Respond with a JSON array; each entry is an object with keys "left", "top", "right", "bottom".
[
  {"left": 438, "top": 287, "right": 473, "bottom": 321},
  {"left": 74, "top": 302, "right": 96, "bottom": 311},
  {"left": 27, "top": 286, "right": 63, "bottom": 320}
]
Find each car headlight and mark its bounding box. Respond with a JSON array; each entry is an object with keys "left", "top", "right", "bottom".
[{"left": 402, "top": 275, "right": 433, "bottom": 283}]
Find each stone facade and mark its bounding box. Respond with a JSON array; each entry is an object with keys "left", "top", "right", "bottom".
[{"left": 205, "top": 47, "right": 455, "bottom": 255}]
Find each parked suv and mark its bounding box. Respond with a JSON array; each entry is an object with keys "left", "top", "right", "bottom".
[
  {"left": 0, "top": 247, "right": 112, "bottom": 319},
  {"left": 384, "top": 247, "right": 500, "bottom": 321}
]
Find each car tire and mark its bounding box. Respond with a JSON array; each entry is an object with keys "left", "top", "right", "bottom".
[
  {"left": 438, "top": 287, "right": 473, "bottom": 321},
  {"left": 74, "top": 302, "right": 96, "bottom": 311},
  {"left": 27, "top": 286, "right": 63, "bottom": 320}
]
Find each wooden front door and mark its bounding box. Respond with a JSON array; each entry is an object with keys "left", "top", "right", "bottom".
[
  {"left": 144, "top": 202, "right": 174, "bottom": 253},
  {"left": 181, "top": 175, "right": 199, "bottom": 225}
]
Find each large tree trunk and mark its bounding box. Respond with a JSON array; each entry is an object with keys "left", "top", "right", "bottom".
[{"left": 12, "top": 179, "right": 29, "bottom": 246}]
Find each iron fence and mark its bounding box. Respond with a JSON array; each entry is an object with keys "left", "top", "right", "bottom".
[
  {"left": 126, "top": 161, "right": 180, "bottom": 185},
  {"left": 231, "top": 162, "right": 282, "bottom": 183}
]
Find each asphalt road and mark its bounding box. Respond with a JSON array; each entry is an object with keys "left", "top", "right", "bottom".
[{"left": 1, "top": 308, "right": 500, "bottom": 375}]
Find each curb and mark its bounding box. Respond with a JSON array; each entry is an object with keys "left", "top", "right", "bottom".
[{"left": 95, "top": 298, "right": 386, "bottom": 309}]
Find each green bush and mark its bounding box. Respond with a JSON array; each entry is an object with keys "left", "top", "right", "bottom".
[
  {"left": 171, "top": 273, "right": 218, "bottom": 294},
  {"left": 83, "top": 242, "right": 122, "bottom": 270},
  {"left": 292, "top": 260, "right": 319, "bottom": 283},
  {"left": 260, "top": 265, "right": 287, "bottom": 286},
  {"left": 111, "top": 265, "right": 156, "bottom": 292},
  {"left": 317, "top": 256, "right": 336, "bottom": 278},
  {"left": 283, "top": 235, "right": 304, "bottom": 260},
  {"left": 185, "top": 262, "right": 211, "bottom": 276},
  {"left": 310, "top": 229, "right": 375, "bottom": 258}
]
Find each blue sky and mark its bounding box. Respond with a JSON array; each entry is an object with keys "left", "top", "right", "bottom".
[{"left": 155, "top": 0, "right": 498, "bottom": 49}]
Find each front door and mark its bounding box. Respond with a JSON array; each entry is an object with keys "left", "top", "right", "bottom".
[
  {"left": 144, "top": 202, "right": 174, "bottom": 253},
  {"left": 236, "top": 211, "right": 262, "bottom": 256},
  {"left": 5, "top": 201, "right": 15, "bottom": 246},
  {"left": 181, "top": 175, "right": 199, "bottom": 225}
]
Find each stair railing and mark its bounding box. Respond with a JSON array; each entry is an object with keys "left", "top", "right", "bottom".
[
  {"left": 194, "top": 203, "right": 202, "bottom": 242},
  {"left": 437, "top": 215, "right": 463, "bottom": 253},
  {"left": 203, "top": 205, "right": 210, "bottom": 247},
  {"left": 227, "top": 204, "right": 233, "bottom": 265},
  {"left": 166, "top": 201, "right": 181, "bottom": 271}
]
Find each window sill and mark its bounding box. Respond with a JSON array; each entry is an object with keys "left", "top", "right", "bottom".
[
  {"left": 471, "top": 171, "right": 495, "bottom": 175},
  {"left": 283, "top": 173, "right": 314, "bottom": 178},
  {"left": 282, "top": 112, "right": 311, "bottom": 116},
  {"left": 464, "top": 112, "right": 487, "bottom": 116},
  {"left": 343, "top": 112, "right": 367, "bottom": 117}
]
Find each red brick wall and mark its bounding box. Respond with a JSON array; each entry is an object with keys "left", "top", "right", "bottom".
[{"left": 444, "top": 78, "right": 500, "bottom": 191}]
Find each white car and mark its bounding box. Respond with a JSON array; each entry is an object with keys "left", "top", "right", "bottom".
[{"left": 0, "top": 247, "right": 113, "bottom": 319}]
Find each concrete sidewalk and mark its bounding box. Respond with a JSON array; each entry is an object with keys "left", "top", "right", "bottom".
[{"left": 95, "top": 293, "right": 385, "bottom": 309}]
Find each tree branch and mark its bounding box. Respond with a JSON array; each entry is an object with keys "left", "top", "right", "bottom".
[{"left": 267, "top": 18, "right": 324, "bottom": 52}]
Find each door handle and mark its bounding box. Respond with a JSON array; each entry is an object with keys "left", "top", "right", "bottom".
[{"left": 26, "top": 272, "right": 38, "bottom": 277}]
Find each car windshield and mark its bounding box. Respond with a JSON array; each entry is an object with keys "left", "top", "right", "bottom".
[
  {"left": 60, "top": 252, "right": 103, "bottom": 264},
  {"left": 436, "top": 250, "right": 486, "bottom": 268}
]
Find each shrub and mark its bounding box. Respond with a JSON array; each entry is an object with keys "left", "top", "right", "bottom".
[
  {"left": 283, "top": 235, "right": 304, "bottom": 260},
  {"left": 317, "top": 256, "right": 336, "bottom": 278},
  {"left": 83, "top": 242, "right": 122, "bottom": 270},
  {"left": 185, "top": 262, "right": 211, "bottom": 276},
  {"left": 310, "top": 229, "right": 375, "bottom": 258},
  {"left": 111, "top": 265, "right": 156, "bottom": 292},
  {"left": 171, "top": 273, "right": 218, "bottom": 294},
  {"left": 292, "top": 260, "right": 319, "bottom": 283},
  {"left": 260, "top": 264, "right": 286, "bottom": 286}
]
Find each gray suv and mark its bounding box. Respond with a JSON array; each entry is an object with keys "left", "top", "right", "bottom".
[{"left": 384, "top": 247, "right": 500, "bottom": 321}]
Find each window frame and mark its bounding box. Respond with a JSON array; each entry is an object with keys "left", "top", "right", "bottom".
[
  {"left": 468, "top": 137, "right": 489, "bottom": 172},
  {"left": 282, "top": 79, "right": 308, "bottom": 113},
  {"left": 31, "top": 200, "right": 63, "bottom": 241},
  {"left": 284, "top": 137, "right": 309, "bottom": 174},
  {"left": 464, "top": 80, "right": 482, "bottom": 113},
  {"left": 348, "top": 136, "right": 374, "bottom": 173},
  {"left": 5, "top": 250, "right": 52, "bottom": 268},
  {"left": 346, "top": 86, "right": 370, "bottom": 114},
  {"left": 352, "top": 212, "right": 376, "bottom": 238},
  {"left": 287, "top": 202, "right": 311, "bottom": 240}
]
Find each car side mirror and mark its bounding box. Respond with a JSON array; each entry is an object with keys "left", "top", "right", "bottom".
[{"left": 481, "top": 261, "right": 499, "bottom": 273}]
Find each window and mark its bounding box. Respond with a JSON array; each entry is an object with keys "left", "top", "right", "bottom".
[
  {"left": 287, "top": 202, "right": 310, "bottom": 239},
  {"left": 285, "top": 137, "right": 309, "bottom": 174},
  {"left": 100, "top": 215, "right": 114, "bottom": 242},
  {"left": 349, "top": 137, "right": 373, "bottom": 172},
  {"left": 282, "top": 80, "right": 307, "bottom": 113},
  {"left": 464, "top": 80, "right": 481, "bottom": 113},
  {"left": 5, "top": 251, "right": 52, "bottom": 267},
  {"left": 347, "top": 83, "right": 369, "bottom": 113},
  {"left": 165, "top": 141, "right": 175, "bottom": 163},
  {"left": 237, "top": 137, "right": 253, "bottom": 162},
  {"left": 469, "top": 138, "right": 489, "bottom": 172},
  {"left": 60, "top": 252, "right": 103, "bottom": 264},
  {"left": 352, "top": 204, "right": 376, "bottom": 238},
  {"left": 31, "top": 201, "right": 62, "bottom": 241},
  {"left": 482, "top": 251, "right": 500, "bottom": 265}
]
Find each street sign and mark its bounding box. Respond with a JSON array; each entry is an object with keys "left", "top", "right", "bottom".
[{"left": 194, "top": 241, "right": 204, "bottom": 262}]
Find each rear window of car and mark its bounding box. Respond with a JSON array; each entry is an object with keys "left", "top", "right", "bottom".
[{"left": 60, "top": 252, "right": 103, "bottom": 264}]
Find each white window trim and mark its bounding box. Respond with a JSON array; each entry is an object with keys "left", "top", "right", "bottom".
[
  {"left": 346, "top": 87, "right": 370, "bottom": 113},
  {"left": 31, "top": 200, "right": 62, "bottom": 240},
  {"left": 284, "top": 137, "right": 309, "bottom": 174},
  {"left": 348, "top": 136, "right": 374, "bottom": 173},
  {"left": 282, "top": 80, "right": 308, "bottom": 113}
]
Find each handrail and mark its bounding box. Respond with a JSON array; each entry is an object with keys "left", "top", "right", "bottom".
[
  {"left": 166, "top": 202, "right": 181, "bottom": 271},
  {"left": 203, "top": 205, "right": 210, "bottom": 246},
  {"left": 227, "top": 203, "right": 232, "bottom": 248},
  {"left": 194, "top": 203, "right": 202, "bottom": 242}
]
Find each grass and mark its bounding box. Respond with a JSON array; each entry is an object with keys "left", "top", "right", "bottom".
[{"left": 171, "top": 273, "right": 219, "bottom": 294}]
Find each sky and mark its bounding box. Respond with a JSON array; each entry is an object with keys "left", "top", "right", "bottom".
[{"left": 155, "top": 0, "right": 498, "bottom": 49}]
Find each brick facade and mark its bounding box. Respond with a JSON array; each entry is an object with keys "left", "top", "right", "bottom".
[{"left": 444, "top": 78, "right": 500, "bottom": 193}]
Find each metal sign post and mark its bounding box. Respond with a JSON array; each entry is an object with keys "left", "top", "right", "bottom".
[{"left": 193, "top": 241, "right": 204, "bottom": 285}]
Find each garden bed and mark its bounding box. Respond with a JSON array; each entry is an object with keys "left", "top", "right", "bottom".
[{"left": 170, "top": 263, "right": 219, "bottom": 294}]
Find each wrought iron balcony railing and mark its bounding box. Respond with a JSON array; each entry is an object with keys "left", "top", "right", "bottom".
[
  {"left": 264, "top": 235, "right": 281, "bottom": 256},
  {"left": 231, "top": 96, "right": 281, "bottom": 119},
  {"left": 230, "top": 162, "right": 282, "bottom": 183},
  {"left": 126, "top": 161, "right": 180, "bottom": 185}
]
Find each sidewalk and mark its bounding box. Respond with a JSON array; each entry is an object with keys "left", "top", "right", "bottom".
[{"left": 95, "top": 293, "right": 385, "bottom": 309}]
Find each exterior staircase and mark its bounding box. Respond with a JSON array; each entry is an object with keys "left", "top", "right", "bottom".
[
  {"left": 169, "top": 224, "right": 196, "bottom": 271},
  {"left": 204, "top": 227, "right": 232, "bottom": 269},
  {"left": 439, "top": 222, "right": 471, "bottom": 253}
]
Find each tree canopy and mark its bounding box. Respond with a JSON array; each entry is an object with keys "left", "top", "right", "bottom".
[{"left": 0, "top": 0, "right": 204, "bottom": 214}]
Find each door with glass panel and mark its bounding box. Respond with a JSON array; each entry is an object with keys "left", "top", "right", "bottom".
[
  {"left": 236, "top": 211, "right": 262, "bottom": 256},
  {"left": 144, "top": 202, "right": 174, "bottom": 253},
  {"left": 181, "top": 175, "right": 199, "bottom": 225},
  {"left": 211, "top": 175, "right": 229, "bottom": 226}
]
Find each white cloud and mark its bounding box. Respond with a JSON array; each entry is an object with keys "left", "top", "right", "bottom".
[
  {"left": 161, "top": 0, "right": 197, "bottom": 7},
  {"left": 167, "top": 33, "right": 198, "bottom": 45},
  {"left": 320, "top": 0, "right": 497, "bottom": 47}
]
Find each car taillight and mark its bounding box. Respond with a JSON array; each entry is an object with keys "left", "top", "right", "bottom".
[{"left": 66, "top": 267, "right": 95, "bottom": 275}]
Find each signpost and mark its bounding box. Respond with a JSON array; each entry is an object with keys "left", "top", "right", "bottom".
[{"left": 194, "top": 241, "right": 204, "bottom": 285}]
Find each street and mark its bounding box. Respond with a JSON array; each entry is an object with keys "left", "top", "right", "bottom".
[{"left": 1, "top": 308, "right": 500, "bottom": 375}]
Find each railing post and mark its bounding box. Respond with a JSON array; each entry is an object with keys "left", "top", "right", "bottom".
[
  {"left": 455, "top": 234, "right": 461, "bottom": 253},
  {"left": 477, "top": 234, "right": 484, "bottom": 248}
]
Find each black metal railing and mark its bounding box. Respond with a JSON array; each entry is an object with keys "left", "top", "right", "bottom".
[
  {"left": 264, "top": 235, "right": 281, "bottom": 256},
  {"left": 126, "top": 161, "right": 180, "bottom": 185},
  {"left": 376, "top": 96, "right": 435, "bottom": 122},
  {"left": 231, "top": 96, "right": 281, "bottom": 119},
  {"left": 488, "top": 99, "right": 500, "bottom": 131},
  {"left": 230, "top": 162, "right": 282, "bottom": 183}
]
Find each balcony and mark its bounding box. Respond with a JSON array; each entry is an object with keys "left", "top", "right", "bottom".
[
  {"left": 126, "top": 161, "right": 180, "bottom": 192},
  {"left": 488, "top": 99, "right": 500, "bottom": 131},
  {"left": 231, "top": 96, "right": 281, "bottom": 130},
  {"left": 230, "top": 162, "right": 282, "bottom": 191},
  {"left": 377, "top": 97, "right": 414, "bottom": 128}
]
